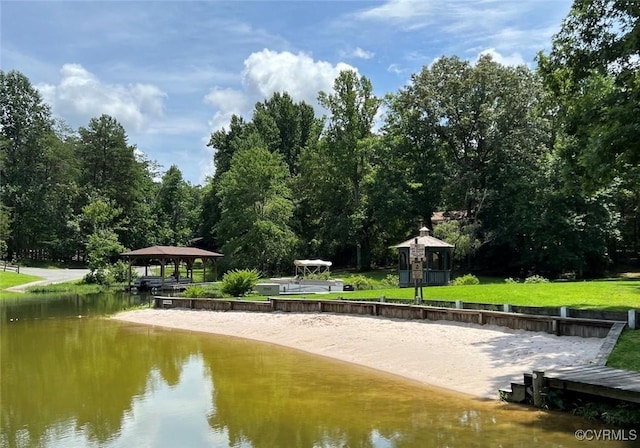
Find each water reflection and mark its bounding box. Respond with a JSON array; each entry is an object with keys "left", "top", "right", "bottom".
[{"left": 0, "top": 294, "right": 626, "bottom": 447}]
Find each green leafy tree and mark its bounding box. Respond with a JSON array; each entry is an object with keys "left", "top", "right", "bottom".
[
  {"left": 154, "top": 165, "right": 193, "bottom": 245},
  {"left": 82, "top": 197, "right": 126, "bottom": 278},
  {"left": 208, "top": 114, "right": 253, "bottom": 179},
  {"left": 77, "top": 115, "right": 153, "bottom": 250},
  {"left": 538, "top": 0, "right": 639, "bottom": 259},
  {"left": 314, "top": 70, "right": 381, "bottom": 270},
  {"left": 538, "top": 0, "right": 639, "bottom": 181},
  {"left": 386, "top": 56, "right": 556, "bottom": 273},
  {"left": 0, "top": 70, "right": 57, "bottom": 259},
  {"left": 0, "top": 204, "right": 12, "bottom": 259},
  {"left": 433, "top": 220, "right": 481, "bottom": 266},
  {"left": 252, "top": 92, "right": 319, "bottom": 175},
  {"left": 217, "top": 146, "right": 297, "bottom": 274}
]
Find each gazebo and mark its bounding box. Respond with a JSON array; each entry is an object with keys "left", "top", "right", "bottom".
[
  {"left": 394, "top": 227, "right": 454, "bottom": 286},
  {"left": 121, "top": 246, "right": 223, "bottom": 290}
]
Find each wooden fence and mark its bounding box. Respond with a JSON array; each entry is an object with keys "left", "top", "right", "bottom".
[
  {"left": 153, "top": 297, "right": 625, "bottom": 338},
  {"left": 2, "top": 261, "right": 19, "bottom": 273}
]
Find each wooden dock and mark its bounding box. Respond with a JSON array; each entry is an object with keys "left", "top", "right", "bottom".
[{"left": 500, "top": 365, "right": 640, "bottom": 405}]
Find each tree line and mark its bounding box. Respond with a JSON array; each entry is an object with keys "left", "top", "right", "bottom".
[{"left": 1, "top": 0, "right": 638, "bottom": 278}]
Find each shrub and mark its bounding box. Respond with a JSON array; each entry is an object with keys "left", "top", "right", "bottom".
[
  {"left": 524, "top": 275, "right": 549, "bottom": 284},
  {"left": 505, "top": 277, "right": 519, "bottom": 284},
  {"left": 220, "top": 269, "right": 260, "bottom": 297},
  {"left": 451, "top": 274, "right": 480, "bottom": 286},
  {"left": 182, "top": 286, "right": 224, "bottom": 298},
  {"left": 381, "top": 274, "right": 399, "bottom": 288},
  {"left": 84, "top": 268, "right": 114, "bottom": 286},
  {"left": 348, "top": 274, "right": 375, "bottom": 290},
  {"left": 110, "top": 260, "right": 131, "bottom": 283}
]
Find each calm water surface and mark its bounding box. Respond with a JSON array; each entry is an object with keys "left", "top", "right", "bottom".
[{"left": 0, "top": 293, "right": 628, "bottom": 447}]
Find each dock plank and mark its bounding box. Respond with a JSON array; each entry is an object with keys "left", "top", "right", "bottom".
[{"left": 543, "top": 365, "right": 640, "bottom": 403}]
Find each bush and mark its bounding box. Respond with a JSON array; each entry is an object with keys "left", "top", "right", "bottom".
[
  {"left": 182, "top": 286, "right": 224, "bottom": 298},
  {"left": 84, "top": 268, "right": 114, "bottom": 286},
  {"left": 110, "top": 260, "right": 131, "bottom": 283},
  {"left": 524, "top": 275, "right": 549, "bottom": 284},
  {"left": 220, "top": 269, "right": 260, "bottom": 297},
  {"left": 505, "top": 277, "right": 519, "bottom": 284},
  {"left": 347, "top": 274, "right": 375, "bottom": 290},
  {"left": 381, "top": 273, "right": 399, "bottom": 288},
  {"left": 451, "top": 274, "right": 480, "bottom": 286}
]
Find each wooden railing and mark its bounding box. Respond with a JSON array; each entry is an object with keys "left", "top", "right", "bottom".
[{"left": 2, "top": 261, "right": 19, "bottom": 273}]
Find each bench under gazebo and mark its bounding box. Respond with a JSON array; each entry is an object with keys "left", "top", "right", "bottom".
[
  {"left": 394, "top": 227, "right": 454, "bottom": 286},
  {"left": 121, "top": 246, "right": 223, "bottom": 291}
]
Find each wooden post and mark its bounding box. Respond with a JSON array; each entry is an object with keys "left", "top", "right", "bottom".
[
  {"left": 127, "top": 257, "right": 131, "bottom": 293},
  {"left": 532, "top": 370, "right": 545, "bottom": 407},
  {"left": 629, "top": 309, "right": 637, "bottom": 330}
]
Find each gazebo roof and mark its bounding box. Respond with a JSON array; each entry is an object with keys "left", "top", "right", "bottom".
[
  {"left": 394, "top": 227, "right": 454, "bottom": 249},
  {"left": 121, "top": 246, "right": 223, "bottom": 258}
]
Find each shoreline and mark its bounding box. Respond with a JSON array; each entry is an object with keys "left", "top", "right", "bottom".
[{"left": 113, "top": 308, "right": 605, "bottom": 399}]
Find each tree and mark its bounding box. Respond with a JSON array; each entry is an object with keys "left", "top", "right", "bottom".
[
  {"left": 252, "top": 92, "right": 319, "bottom": 175},
  {"left": 208, "top": 114, "right": 252, "bottom": 178},
  {"left": 538, "top": 0, "right": 639, "bottom": 261},
  {"left": 0, "top": 70, "right": 58, "bottom": 259},
  {"left": 433, "top": 220, "right": 481, "bottom": 267},
  {"left": 81, "top": 196, "right": 126, "bottom": 282},
  {"left": 314, "top": 70, "right": 381, "bottom": 270},
  {"left": 154, "top": 165, "right": 193, "bottom": 245},
  {"left": 384, "top": 56, "right": 557, "bottom": 274},
  {"left": 77, "top": 115, "right": 153, "bottom": 250},
  {"left": 217, "top": 146, "right": 297, "bottom": 274}
]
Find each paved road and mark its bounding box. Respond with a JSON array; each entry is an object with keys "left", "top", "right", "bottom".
[{"left": 5, "top": 267, "right": 90, "bottom": 292}]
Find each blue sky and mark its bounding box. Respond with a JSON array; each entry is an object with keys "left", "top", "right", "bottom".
[{"left": 2, "top": 0, "right": 573, "bottom": 185}]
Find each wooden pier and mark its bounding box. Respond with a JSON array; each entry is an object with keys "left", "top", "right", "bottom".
[
  {"left": 500, "top": 365, "right": 640, "bottom": 405},
  {"left": 499, "top": 320, "right": 640, "bottom": 406}
]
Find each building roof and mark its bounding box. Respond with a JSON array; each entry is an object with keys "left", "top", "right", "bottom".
[
  {"left": 394, "top": 227, "right": 454, "bottom": 249},
  {"left": 431, "top": 210, "right": 467, "bottom": 224},
  {"left": 121, "top": 246, "right": 223, "bottom": 258}
]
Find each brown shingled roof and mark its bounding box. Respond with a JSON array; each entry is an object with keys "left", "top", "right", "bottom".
[{"left": 121, "top": 246, "right": 223, "bottom": 258}]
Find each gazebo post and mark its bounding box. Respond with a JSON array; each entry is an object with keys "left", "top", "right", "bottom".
[
  {"left": 127, "top": 257, "right": 132, "bottom": 291},
  {"left": 160, "top": 257, "right": 166, "bottom": 287}
]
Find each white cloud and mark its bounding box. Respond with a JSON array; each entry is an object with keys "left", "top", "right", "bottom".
[
  {"left": 203, "top": 87, "right": 248, "bottom": 131},
  {"left": 478, "top": 48, "right": 526, "bottom": 67},
  {"left": 356, "top": 0, "right": 433, "bottom": 29},
  {"left": 204, "top": 49, "right": 357, "bottom": 133},
  {"left": 242, "top": 49, "right": 355, "bottom": 106},
  {"left": 347, "top": 47, "right": 375, "bottom": 60},
  {"left": 36, "top": 64, "right": 166, "bottom": 131},
  {"left": 387, "top": 63, "right": 404, "bottom": 74}
]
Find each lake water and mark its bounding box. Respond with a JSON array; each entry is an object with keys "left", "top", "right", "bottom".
[{"left": 0, "top": 293, "right": 627, "bottom": 447}]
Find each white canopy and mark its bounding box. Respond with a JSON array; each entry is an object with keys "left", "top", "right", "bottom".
[
  {"left": 294, "top": 259, "right": 332, "bottom": 277},
  {"left": 294, "top": 259, "right": 332, "bottom": 267}
]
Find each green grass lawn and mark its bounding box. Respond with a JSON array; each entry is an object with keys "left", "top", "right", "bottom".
[
  {"left": 289, "top": 279, "right": 640, "bottom": 310},
  {"left": 0, "top": 271, "right": 43, "bottom": 290},
  {"left": 607, "top": 330, "right": 640, "bottom": 371}
]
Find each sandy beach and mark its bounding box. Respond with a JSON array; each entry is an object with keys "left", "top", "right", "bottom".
[{"left": 113, "top": 309, "right": 604, "bottom": 399}]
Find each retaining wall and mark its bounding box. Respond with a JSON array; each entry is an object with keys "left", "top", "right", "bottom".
[{"left": 153, "top": 297, "right": 623, "bottom": 338}]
